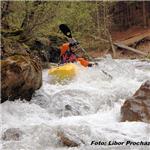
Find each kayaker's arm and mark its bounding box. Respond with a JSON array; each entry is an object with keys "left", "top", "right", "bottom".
[{"left": 77, "top": 58, "right": 98, "bottom": 67}]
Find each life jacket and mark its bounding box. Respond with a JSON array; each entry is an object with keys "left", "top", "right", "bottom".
[
  {"left": 59, "top": 43, "right": 69, "bottom": 56},
  {"left": 60, "top": 43, "right": 90, "bottom": 67},
  {"left": 61, "top": 50, "right": 77, "bottom": 64}
]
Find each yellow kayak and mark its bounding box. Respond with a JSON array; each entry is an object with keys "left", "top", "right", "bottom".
[{"left": 48, "top": 63, "right": 77, "bottom": 81}]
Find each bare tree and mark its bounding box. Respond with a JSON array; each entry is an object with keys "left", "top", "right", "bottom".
[{"left": 142, "top": 1, "right": 147, "bottom": 28}]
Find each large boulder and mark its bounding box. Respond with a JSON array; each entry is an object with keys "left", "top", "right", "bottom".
[
  {"left": 121, "top": 80, "right": 150, "bottom": 123},
  {"left": 1, "top": 55, "right": 42, "bottom": 103}
]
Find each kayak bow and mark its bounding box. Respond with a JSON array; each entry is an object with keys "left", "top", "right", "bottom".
[{"left": 48, "top": 63, "right": 77, "bottom": 81}]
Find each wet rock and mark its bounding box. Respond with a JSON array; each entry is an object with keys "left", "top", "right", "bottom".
[
  {"left": 47, "top": 46, "right": 60, "bottom": 63},
  {"left": 2, "top": 128, "right": 23, "bottom": 141},
  {"left": 121, "top": 80, "right": 150, "bottom": 123},
  {"left": 57, "top": 126, "right": 89, "bottom": 147},
  {"left": 1, "top": 55, "right": 42, "bottom": 103},
  {"left": 65, "top": 104, "right": 72, "bottom": 110},
  {"left": 58, "top": 132, "right": 79, "bottom": 147},
  {"left": 58, "top": 131, "right": 84, "bottom": 147},
  {"left": 30, "top": 37, "right": 61, "bottom": 64}
]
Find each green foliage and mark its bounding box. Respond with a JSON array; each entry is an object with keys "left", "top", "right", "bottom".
[
  {"left": 1, "top": 1, "right": 103, "bottom": 50},
  {"left": 2, "top": 1, "right": 132, "bottom": 52},
  {"left": 147, "top": 54, "right": 150, "bottom": 59}
]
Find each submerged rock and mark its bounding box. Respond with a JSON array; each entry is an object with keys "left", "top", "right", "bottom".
[
  {"left": 2, "top": 128, "right": 23, "bottom": 141},
  {"left": 58, "top": 131, "right": 80, "bottom": 147},
  {"left": 57, "top": 129, "right": 86, "bottom": 147},
  {"left": 121, "top": 80, "right": 150, "bottom": 123},
  {"left": 48, "top": 89, "right": 95, "bottom": 117},
  {"left": 1, "top": 55, "right": 42, "bottom": 103},
  {"left": 57, "top": 126, "right": 89, "bottom": 147}
]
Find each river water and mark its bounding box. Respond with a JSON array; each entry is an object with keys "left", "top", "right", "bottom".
[{"left": 1, "top": 58, "right": 150, "bottom": 150}]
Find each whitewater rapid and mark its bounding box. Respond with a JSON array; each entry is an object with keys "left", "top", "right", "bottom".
[{"left": 1, "top": 58, "right": 150, "bottom": 150}]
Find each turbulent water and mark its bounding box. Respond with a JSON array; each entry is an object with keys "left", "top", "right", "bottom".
[{"left": 1, "top": 58, "right": 150, "bottom": 150}]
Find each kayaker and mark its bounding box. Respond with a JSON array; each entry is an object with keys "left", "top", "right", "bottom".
[{"left": 59, "top": 41, "right": 96, "bottom": 67}]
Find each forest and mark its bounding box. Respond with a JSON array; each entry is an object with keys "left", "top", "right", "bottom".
[{"left": 1, "top": 1, "right": 150, "bottom": 61}]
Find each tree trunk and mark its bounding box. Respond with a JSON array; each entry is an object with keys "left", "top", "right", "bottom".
[
  {"left": 143, "top": 1, "right": 147, "bottom": 28},
  {"left": 19, "top": 1, "right": 44, "bottom": 42},
  {"left": 1, "top": 1, "right": 10, "bottom": 19},
  {"left": 103, "top": 2, "right": 107, "bottom": 36},
  {"left": 108, "top": 30, "right": 116, "bottom": 58},
  {"left": 1, "top": 1, "right": 10, "bottom": 29},
  {"left": 96, "top": 1, "right": 100, "bottom": 37}
]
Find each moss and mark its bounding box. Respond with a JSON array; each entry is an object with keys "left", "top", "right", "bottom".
[
  {"left": 22, "top": 43, "right": 30, "bottom": 51},
  {"left": 147, "top": 54, "right": 150, "bottom": 59}
]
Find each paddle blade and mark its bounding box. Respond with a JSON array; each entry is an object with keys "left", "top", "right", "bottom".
[{"left": 59, "top": 24, "right": 72, "bottom": 38}]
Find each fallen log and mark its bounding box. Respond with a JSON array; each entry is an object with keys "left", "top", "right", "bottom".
[
  {"left": 120, "top": 32, "right": 150, "bottom": 46},
  {"left": 114, "top": 42, "right": 147, "bottom": 56},
  {"left": 113, "top": 29, "right": 150, "bottom": 46}
]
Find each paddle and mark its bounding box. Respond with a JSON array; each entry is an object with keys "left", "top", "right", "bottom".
[
  {"left": 59, "top": 24, "right": 93, "bottom": 60},
  {"left": 59, "top": 24, "right": 72, "bottom": 38}
]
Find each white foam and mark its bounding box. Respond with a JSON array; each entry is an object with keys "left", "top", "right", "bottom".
[{"left": 1, "top": 59, "right": 150, "bottom": 150}]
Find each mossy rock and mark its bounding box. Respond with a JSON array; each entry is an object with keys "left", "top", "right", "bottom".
[{"left": 1, "top": 37, "right": 29, "bottom": 59}]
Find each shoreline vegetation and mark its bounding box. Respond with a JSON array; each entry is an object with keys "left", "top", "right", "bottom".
[{"left": 1, "top": 1, "right": 150, "bottom": 62}]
